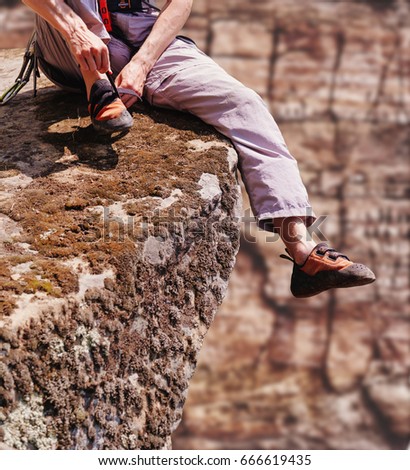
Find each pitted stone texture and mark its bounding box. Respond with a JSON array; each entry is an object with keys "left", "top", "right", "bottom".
[{"left": 0, "top": 59, "right": 241, "bottom": 449}]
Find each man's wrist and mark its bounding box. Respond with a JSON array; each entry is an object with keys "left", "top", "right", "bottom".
[{"left": 130, "top": 55, "right": 152, "bottom": 76}]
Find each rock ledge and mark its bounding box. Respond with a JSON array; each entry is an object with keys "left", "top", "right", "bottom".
[{"left": 0, "top": 66, "right": 241, "bottom": 449}]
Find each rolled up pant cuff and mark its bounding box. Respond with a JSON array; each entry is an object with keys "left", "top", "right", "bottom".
[{"left": 256, "top": 207, "right": 317, "bottom": 233}]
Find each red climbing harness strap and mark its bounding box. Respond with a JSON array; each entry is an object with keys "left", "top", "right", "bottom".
[{"left": 99, "top": 0, "right": 113, "bottom": 32}]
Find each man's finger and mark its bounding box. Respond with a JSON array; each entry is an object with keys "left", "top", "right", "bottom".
[
  {"left": 76, "top": 54, "right": 89, "bottom": 71},
  {"left": 121, "top": 95, "right": 139, "bottom": 109},
  {"left": 80, "top": 50, "right": 98, "bottom": 72},
  {"left": 100, "top": 48, "right": 111, "bottom": 74},
  {"left": 85, "top": 54, "right": 98, "bottom": 72},
  {"left": 93, "top": 50, "right": 102, "bottom": 72}
]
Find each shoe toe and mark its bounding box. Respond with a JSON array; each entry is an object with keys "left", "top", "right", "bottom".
[
  {"left": 92, "top": 109, "right": 133, "bottom": 135},
  {"left": 342, "top": 263, "right": 376, "bottom": 284},
  {"left": 290, "top": 262, "right": 376, "bottom": 298}
]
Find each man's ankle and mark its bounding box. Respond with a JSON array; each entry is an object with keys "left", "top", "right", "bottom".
[
  {"left": 287, "top": 241, "right": 316, "bottom": 265},
  {"left": 83, "top": 71, "right": 106, "bottom": 100}
]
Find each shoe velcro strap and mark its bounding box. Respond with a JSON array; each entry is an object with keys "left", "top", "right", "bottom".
[
  {"left": 117, "top": 87, "right": 142, "bottom": 100},
  {"left": 89, "top": 80, "right": 142, "bottom": 119},
  {"left": 316, "top": 246, "right": 350, "bottom": 261},
  {"left": 327, "top": 250, "right": 350, "bottom": 261},
  {"left": 89, "top": 80, "right": 119, "bottom": 119}
]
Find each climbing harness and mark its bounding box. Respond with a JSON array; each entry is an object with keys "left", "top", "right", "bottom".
[
  {"left": 105, "top": 1, "right": 160, "bottom": 13},
  {"left": 98, "top": 0, "right": 160, "bottom": 32},
  {"left": 107, "top": 1, "right": 143, "bottom": 13},
  {"left": 0, "top": 30, "right": 39, "bottom": 106}
]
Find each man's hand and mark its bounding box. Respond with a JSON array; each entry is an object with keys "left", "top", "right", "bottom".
[
  {"left": 69, "top": 29, "right": 111, "bottom": 74},
  {"left": 115, "top": 60, "right": 148, "bottom": 108}
]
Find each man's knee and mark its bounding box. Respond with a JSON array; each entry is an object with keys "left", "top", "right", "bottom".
[{"left": 225, "top": 84, "right": 266, "bottom": 111}]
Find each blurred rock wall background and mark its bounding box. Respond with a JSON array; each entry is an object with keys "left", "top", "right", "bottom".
[
  {"left": 0, "top": 1, "right": 33, "bottom": 48},
  {"left": 1, "top": 0, "right": 409, "bottom": 450},
  {"left": 175, "top": 0, "right": 410, "bottom": 450}
]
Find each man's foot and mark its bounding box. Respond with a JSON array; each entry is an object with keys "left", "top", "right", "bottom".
[
  {"left": 281, "top": 242, "right": 376, "bottom": 298},
  {"left": 88, "top": 79, "right": 133, "bottom": 134}
]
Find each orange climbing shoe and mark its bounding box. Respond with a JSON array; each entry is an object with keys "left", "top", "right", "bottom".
[
  {"left": 88, "top": 79, "right": 133, "bottom": 134},
  {"left": 281, "top": 242, "right": 376, "bottom": 298}
]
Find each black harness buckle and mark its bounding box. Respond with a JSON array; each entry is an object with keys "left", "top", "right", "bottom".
[{"left": 107, "top": 0, "right": 143, "bottom": 13}]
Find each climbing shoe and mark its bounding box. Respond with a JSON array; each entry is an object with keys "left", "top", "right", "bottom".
[
  {"left": 88, "top": 79, "right": 133, "bottom": 134},
  {"left": 281, "top": 242, "right": 376, "bottom": 298}
]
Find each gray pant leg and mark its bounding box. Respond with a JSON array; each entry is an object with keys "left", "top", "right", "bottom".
[
  {"left": 35, "top": 16, "right": 83, "bottom": 91},
  {"left": 143, "top": 40, "right": 314, "bottom": 227}
]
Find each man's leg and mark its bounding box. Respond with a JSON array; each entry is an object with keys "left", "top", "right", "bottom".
[
  {"left": 142, "top": 38, "right": 375, "bottom": 296},
  {"left": 142, "top": 40, "right": 314, "bottom": 249}
]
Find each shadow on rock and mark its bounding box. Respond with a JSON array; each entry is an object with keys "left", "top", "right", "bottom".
[{"left": 0, "top": 87, "right": 124, "bottom": 177}]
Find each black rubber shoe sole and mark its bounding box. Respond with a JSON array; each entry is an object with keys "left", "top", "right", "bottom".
[
  {"left": 290, "top": 263, "right": 376, "bottom": 298},
  {"left": 91, "top": 109, "right": 133, "bottom": 135}
]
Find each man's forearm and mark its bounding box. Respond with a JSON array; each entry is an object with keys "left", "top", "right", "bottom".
[
  {"left": 23, "top": 0, "right": 110, "bottom": 73},
  {"left": 131, "top": 0, "right": 193, "bottom": 75},
  {"left": 22, "top": 0, "right": 89, "bottom": 43}
]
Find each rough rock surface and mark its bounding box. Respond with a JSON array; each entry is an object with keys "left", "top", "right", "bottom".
[
  {"left": 174, "top": 0, "right": 410, "bottom": 450},
  {"left": 0, "top": 53, "right": 241, "bottom": 449}
]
